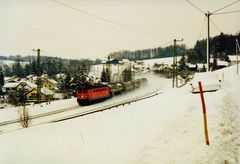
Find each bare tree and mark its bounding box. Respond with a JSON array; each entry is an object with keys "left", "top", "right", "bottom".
[{"left": 18, "top": 106, "right": 31, "bottom": 128}]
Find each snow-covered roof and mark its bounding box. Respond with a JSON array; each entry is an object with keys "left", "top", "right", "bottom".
[
  {"left": 19, "top": 80, "right": 37, "bottom": 88},
  {"left": 4, "top": 80, "right": 37, "bottom": 90},
  {"left": 217, "top": 61, "right": 229, "bottom": 66},
  {"left": 118, "top": 61, "right": 124, "bottom": 64},
  {"left": 196, "top": 63, "right": 205, "bottom": 69},
  {"left": 228, "top": 55, "right": 239, "bottom": 62},
  {"left": 47, "top": 79, "right": 58, "bottom": 85},
  {"left": 122, "top": 59, "right": 130, "bottom": 63},
  {"left": 186, "top": 63, "right": 197, "bottom": 68},
  {"left": 101, "top": 60, "right": 107, "bottom": 64},
  {"left": 26, "top": 74, "right": 35, "bottom": 79},
  {"left": 41, "top": 87, "right": 54, "bottom": 95},
  {"left": 3, "top": 82, "right": 19, "bottom": 88}
]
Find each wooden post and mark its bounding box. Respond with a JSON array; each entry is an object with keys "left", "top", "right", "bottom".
[{"left": 198, "top": 81, "right": 210, "bottom": 145}]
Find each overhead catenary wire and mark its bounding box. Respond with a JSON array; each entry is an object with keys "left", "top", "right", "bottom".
[{"left": 52, "top": 0, "right": 168, "bottom": 38}]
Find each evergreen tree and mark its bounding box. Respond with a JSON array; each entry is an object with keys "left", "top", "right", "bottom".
[
  {"left": 3, "top": 65, "right": 11, "bottom": 77},
  {"left": 178, "top": 56, "right": 188, "bottom": 79},
  {"left": 101, "top": 68, "right": 108, "bottom": 82},
  {"left": 0, "top": 67, "right": 4, "bottom": 96},
  {"left": 24, "top": 64, "right": 31, "bottom": 76},
  {"left": 12, "top": 58, "right": 24, "bottom": 77},
  {"left": 212, "top": 58, "right": 218, "bottom": 71},
  {"left": 31, "top": 60, "right": 37, "bottom": 75}
]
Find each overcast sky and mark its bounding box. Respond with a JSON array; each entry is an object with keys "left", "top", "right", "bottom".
[{"left": 0, "top": 0, "right": 239, "bottom": 60}]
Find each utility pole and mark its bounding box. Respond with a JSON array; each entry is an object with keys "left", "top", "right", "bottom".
[
  {"left": 185, "top": 1, "right": 240, "bottom": 72},
  {"left": 33, "top": 49, "right": 41, "bottom": 103},
  {"left": 172, "top": 41, "right": 175, "bottom": 88},
  {"left": 107, "top": 56, "right": 111, "bottom": 83},
  {"left": 206, "top": 11, "right": 211, "bottom": 72},
  {"left": 236, "top": 39, "right": 239, "bottom": 75},
  {"left": 173, "top": 39, "right": 183, "bottom": 88}
]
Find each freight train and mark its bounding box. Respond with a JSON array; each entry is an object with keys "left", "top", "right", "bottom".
[{"left": 76, "top": 78, "right": 147, "bottom": 105}]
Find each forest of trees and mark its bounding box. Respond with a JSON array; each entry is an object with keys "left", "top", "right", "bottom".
[
  {"left": 109, "top": 45, "right": 186, "bottom": 61},
  {"left": 109, "top": 33, "right": 240, "bottom": 64},
  {"left": 0, "top": 56, "right": 94, "bottom": 78},
  {"left": 187, "top": 33, "right": 240, "bottom": 63}
]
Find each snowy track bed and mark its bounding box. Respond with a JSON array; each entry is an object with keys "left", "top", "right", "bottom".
[
  {"left": 0, "top": 89, "right": 161, "bottom": 134},
  {"left": 0, "top": 75, "right": 169, "bottom": 134}
]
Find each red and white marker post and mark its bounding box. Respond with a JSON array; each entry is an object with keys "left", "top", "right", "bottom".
[{"left": 198, "top": 81, "right": 210, "bottom": 146}]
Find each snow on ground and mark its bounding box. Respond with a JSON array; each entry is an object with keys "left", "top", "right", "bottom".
[
  {"left": 0, "top": 98, "right": 78, "bottom": 122},
  {"left": 0, "top": 65, "right": 239, "bottom": 164}
]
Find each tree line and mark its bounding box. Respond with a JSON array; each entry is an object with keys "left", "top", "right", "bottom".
[
  {"left": 1, "top": 56, "right": 95, "bottom": 78},
  {"left": 109, "top": 45, "right": 186, "bottom": 61},
  {"left": 109, "top": 33, "right": 240, "bottom": 63}
]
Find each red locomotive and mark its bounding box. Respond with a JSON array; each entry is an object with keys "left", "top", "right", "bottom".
[
  {"left": 76, "top": 84, "right": 111, "bottom": 105},
  {"left": 76, "top": 75, "right": 147, "bottom": 106}
]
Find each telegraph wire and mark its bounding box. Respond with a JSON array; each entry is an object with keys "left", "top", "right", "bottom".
[
  {"left": 212, "top": 0, "right": 240, "bottom": 14},
  {"left": 213, "top": 10, "right": 240, "bottom": 15},
  {"left": 162, "top": 39, "right": 174, "bottom": 47},
  {"left": 52, "top": 0, "right": 168, "bottom": 38},
  {"left": 210, "top": 19, "right": 222, "bottom": 33},
  {"left": 197, "top": 16, "right": 207, "bottom": 40},
  {"left": 184, "top": 0, "right": 205, "bottom": 14}
]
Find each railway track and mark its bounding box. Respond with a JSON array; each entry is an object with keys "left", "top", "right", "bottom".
[
  {"left": 0, "top": 105, "right": 80, "bottom": 126},
  {"left": 0, "top": 90, "right": 162, "bottom": 134},
  {"left": 50, "top": 90, "right": 162, "bottom": 123}
]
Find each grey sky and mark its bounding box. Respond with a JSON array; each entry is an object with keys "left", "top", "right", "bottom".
[{"left": 0, "top": 0, "right": 239, "bottom": 59}]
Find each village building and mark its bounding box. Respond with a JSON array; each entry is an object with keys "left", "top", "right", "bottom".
[
  {"left": 42, "top": 78, "right": 58, "bottom": 91},
  {"left": 228, "top": 55, "right": 240, "bottom": 65},
  {"left": 3, "top": 80, "right": 37, "bottom": 94},
  {"left": 25, "top": 87, "right": 54, "bottom": 102}
]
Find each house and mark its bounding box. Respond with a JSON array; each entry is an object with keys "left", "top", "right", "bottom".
[
  {"left": 3, "top": 80, "right": 37, "bottom": 94},
  {"left": 216, "top": 61, "right": 229, "bottom": 69},
  {"left": 2, "top": 82, "right": 19, "bottom": 93},
  {"left": 186, "top": 63, "right": 198, "bottom": 72},
  {"left": 210, "top": 58, "right": 229, "bottom": 69},
  {"left": 25, "top": 87, "right": 54, "bottom": 102},
  {"left": 42, "top": 78, "right": 58, "bottom": 90}
]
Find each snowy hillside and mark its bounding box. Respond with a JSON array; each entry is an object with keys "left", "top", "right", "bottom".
[{"left": 0, "top": 65, "right": 239, "bottom": 164}]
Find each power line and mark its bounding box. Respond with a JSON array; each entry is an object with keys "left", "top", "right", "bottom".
[
  {"left": 210, "top": 19, "right": 222, "bottom": 33},
  {"left": 184, "top": 0, "right": 205, "bottom": 14},
  {"left": 213, "top": 10, "right": 240, "bottom": 15},
  {"left": 52, "top": 0, "right": 167, "bottom": 38},
  {"left": 212, "top": 0, "right": 240, "bottom": 14},
  {"left": 197, "top": 16, "right": 207, "bottom": 40},
  {"left": 162, "top": 39, "right": 174, "bottom": 47}
]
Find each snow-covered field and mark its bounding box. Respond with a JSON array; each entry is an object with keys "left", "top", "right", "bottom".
[{"left": 0, "top": 65, "right": 239, "bottom": 164}]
